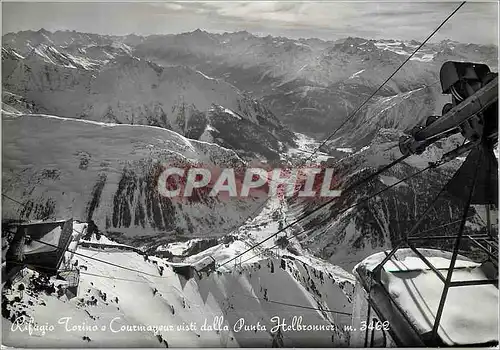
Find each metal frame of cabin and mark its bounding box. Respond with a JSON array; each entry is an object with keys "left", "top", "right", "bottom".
[
  {"left": 356, "top": 64, "right": 499, "bottom": 347},
  {"left": 360, "top": 153, "right": 498, "bottom": 347}
]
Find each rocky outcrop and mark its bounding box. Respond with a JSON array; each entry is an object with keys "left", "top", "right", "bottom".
[{"left": 292, "top": 130, "right": 485, "bottom": 271}]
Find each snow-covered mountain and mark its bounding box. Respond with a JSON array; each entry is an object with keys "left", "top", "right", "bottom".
[
  {"left": 328, "top": 83, "right": 452, "bottom": 147},
  {"left": 2, "top": 28, "right": 137, "bottom": 58},
  {"left": 131, "top": 31, "right": 496, "bottom": 137},
  {"left": 2, "top": 34, "right": 295, "bottom": 162},
  {"left": 3, "top": 29, "right": 496, "bottom": 143}
]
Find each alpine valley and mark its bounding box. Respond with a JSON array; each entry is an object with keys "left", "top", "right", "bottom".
[{"left": 1, "top": 28, "right": 497, "bottom": 347}]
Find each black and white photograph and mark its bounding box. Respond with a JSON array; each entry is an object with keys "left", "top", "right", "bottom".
[{"left": 1, "top": 0, "right": 498, "bottom": 347}]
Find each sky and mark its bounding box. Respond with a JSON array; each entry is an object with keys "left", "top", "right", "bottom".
[{"left": 2, "top": 1, "right": 499, "bottom": 45}]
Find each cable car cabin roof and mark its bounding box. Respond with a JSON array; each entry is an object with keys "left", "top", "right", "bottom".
[
  {"left": 6, "top": 219, "right": 74, "bottom": 275},
  {"left": 192, "top": 256, "right": 216, "bottom": 272},
  {"left": 17, "top": 219, "right": 69, "bottom": 227},
  {"left": 353, "top": 248, "right": 498, "bottom": 347}
]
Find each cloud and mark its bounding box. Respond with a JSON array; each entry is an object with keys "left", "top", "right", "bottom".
[
  {"left": 183, "top": 1, "right": 497, "bottom": 44},
  {"left": 162, "top": 3, "right": 184, "bottom": 11},
  {"left": 2, "top": 1, "right": 497, "bottom": 44}
]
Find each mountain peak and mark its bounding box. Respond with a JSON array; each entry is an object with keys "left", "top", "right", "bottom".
[
  {"left": 37, "top": 28, "right": 51, "bottom": 35},
  {"left": 191, "top": 28, "right": 210, "bottom": 36},
  {"left": 183, "top": 28, "right": 213, "bottom": 39}
]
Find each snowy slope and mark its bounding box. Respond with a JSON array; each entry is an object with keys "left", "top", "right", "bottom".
[
  {"left": 1, "top": 112, "right": 265, "bottom": 240},
  {"left": 2, "top": 227, "right": 355, "bottom": 348}
]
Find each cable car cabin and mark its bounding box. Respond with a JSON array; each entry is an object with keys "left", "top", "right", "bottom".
[
  {"left": 3, "top": 219, "right": 74, "bottom": 281},
  {"left": 171, "top": 257, "right": 216, "bottom": 281},
  {"left": 56, "top": 268, "right": 80, "bottom": 299},
  {"left": 350, "top": 248, "right": 498, "bottom": 347},
  {"left": 171, "top": 264, "right": 194, "bottom": 280},
  {"left": 373, "top": 59, "right": 499, "bottom": 347},
  {"left": 192, "top": 256, "right": 216, "bottom": 273}
]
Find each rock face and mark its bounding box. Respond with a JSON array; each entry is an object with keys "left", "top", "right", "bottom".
[
  {"left": 290, "top": 130, "right": 487, "bottom": 271},
  {"left": 1, "top": 113, "right": 265, "bottom": 241}
]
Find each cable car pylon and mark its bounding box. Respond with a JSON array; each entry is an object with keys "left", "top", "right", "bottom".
[{"left": 352, "top": 60, "right": 499, "bottom": 347}]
